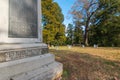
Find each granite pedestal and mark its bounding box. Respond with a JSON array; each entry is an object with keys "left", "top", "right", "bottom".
[
  {"left": 0, "top": 43, "right": 63, "bottom": 80},
  {"left": 0, "top": 0, "right": 63, "bottom": 79}
]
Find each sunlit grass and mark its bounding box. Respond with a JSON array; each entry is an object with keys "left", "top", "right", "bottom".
[
  {"left": 50, "top": 46, "right": 120, "bottom": 80},
  {"left": 50, "top": 46, "right": 120, "bottom": 61}
]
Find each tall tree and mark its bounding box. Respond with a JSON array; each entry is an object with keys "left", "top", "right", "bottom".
[
  {"left": 91, "top": 0, "right": 120, "bottom": 46},
  {"left": 71, "top": 0, "right": 98, "bottom": 46},
  {"left": 66, "top": 23, "right": 74, "bottom": 45},
  {"left": 66, "top": 22, "right": 83, "bottom": 45},
  {"left": 42, "top": 0, "right": 66, "bottom": 45},
  {"left": 74, "top": 21, "right": 83, "bottom": 44}
]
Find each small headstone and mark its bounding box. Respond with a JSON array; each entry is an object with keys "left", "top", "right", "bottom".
[
  {"left": 112, "top": 44, "right": 114, "bottom": 47},
  {"left": 55, "top": 46, "right": 59, "bottom": 50},
  {"left": 82, "top": 45, "right": 85, "bottom": 48},
  {"left": 67, "top": 45, "right": 72, "bottom": 49},
  {"left": 94, "top": 44, "right": 98, "bottom": 48}
]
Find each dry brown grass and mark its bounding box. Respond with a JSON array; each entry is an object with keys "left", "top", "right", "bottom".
[{"left": 50, "top": 46, "right": 120, "bottom": 80}]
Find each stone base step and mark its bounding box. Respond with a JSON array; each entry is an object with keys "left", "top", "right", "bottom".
[{"left": 0, "top": 53, "right": 63, "bottom": 80}]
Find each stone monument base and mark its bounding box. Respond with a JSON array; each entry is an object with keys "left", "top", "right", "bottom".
[{"left": 0, "top": 43, "right": 63, "bottom": 80}]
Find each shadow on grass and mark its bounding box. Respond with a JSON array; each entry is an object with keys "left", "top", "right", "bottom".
[{"left": 50, "top": 49, "right": 120, "bottom": 80}]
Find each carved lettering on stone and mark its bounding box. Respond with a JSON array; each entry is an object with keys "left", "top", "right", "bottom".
[{"left": 0, "top": 48, "right": 48, "bottom": 62}]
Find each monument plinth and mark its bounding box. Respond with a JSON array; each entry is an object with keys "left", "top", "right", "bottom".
[{"left": 0, "top": 0, "right": 63, "bottom": 80}]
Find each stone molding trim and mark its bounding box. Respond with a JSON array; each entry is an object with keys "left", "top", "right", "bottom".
[{"left": 0, "top": 47, "right": 48, "bottom": 62}]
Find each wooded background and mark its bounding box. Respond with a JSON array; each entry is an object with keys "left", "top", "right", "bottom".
[{"left": 42, "top": 0, "right": 120, "bottom": 47}]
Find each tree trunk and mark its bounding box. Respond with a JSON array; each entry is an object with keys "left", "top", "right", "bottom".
[
  {"left": 84, "top": 21, "right": 89, "bottom": 46},
  {"left": 84, "top": 28, "right": 89, "bottom": 46}
]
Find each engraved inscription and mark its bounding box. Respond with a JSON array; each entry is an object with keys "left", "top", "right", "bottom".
[
  {"left": 9, "top": 0, "right": 38, "bottom": 38},
  {"left": 0, "top": 48, "right": 48, "bottom": 62}
]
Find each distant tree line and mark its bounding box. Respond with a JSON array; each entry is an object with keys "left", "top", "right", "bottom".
[{"left": 42, "top": 0, "right": 120, "bottom": 47}]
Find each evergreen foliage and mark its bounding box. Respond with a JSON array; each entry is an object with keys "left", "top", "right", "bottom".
[
  {"left": 90, "top": 0, "right": 120, "bottom": 47},
  {"left": 66, "top": 22, "right": 83, "bottom": 45},
  {"left": 66, "top": 24, "right": 74, "bottom": 45},
  {"left": 73, "top": 21, "right": 83, "bottom": 45},
  {"left": 42, "top": 0, "right": 66, "bottom": 45}
]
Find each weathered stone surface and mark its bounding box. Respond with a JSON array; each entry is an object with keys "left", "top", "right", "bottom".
[
  {"left": 0, "top": 54, "right": 63, "bottom": 80},
  {"left": 0, "top": 0, "right": 42, "bottom": 43},
  {"left": 11, "top": 62, "right": 63, "bottom": 80},
  {"left": 0, "top": 47, "right": 48, "bottom": 62},
  {"left": 0, "top": 43, "right": 47, "bottom": 50},
  {"left": 0, "top": 43, "right": 48, "bottom": 62},
  {"left": 0, "top": 0, "right": 63, "bottom": 79},
  {"left": 9, "top": 0, "right": 38, "bottom": 38}
]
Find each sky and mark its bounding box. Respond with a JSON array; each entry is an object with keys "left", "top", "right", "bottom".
[{"left": 54, "top": 0, "right": 75, "bottom": 26}]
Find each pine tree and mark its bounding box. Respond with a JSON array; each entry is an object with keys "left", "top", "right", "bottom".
[{"left": 66, "top": 24, "right": 74, "bottom": 45}]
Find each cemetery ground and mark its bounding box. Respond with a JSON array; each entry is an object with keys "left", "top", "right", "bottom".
[{"left": 50, "top": 46, "right": 120, "bottom": 80}]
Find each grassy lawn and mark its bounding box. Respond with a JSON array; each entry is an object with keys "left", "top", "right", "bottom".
[{"left": 50, "top": 46, "right": 120, "bottom": 80}]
